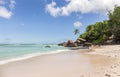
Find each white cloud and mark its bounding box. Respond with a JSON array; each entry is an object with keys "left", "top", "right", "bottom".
[
  {"left": 9, "top": 0, "right": 16, "bottom": 10},
  {"left": 46, "top": 0, "right": 120, "bottom": 17},
  {"left": 0, "top": 6, "right": 12, "bottom": 19},
  {"left": 74, "top": 21, "right": 82, "bottom": 28},
  {"left": 0, "top": 0, "right": 16, "bottom": 19},
  {"left": 46, "top": 1, "right": 61, "bottom": 17}
]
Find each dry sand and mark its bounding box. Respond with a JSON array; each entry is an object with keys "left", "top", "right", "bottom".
[
  {"left": 88, "top": 45, "right": 120, "bottom": 77},
  {"left": 0, "top": 45, "right": 120, "bottom": 77}
]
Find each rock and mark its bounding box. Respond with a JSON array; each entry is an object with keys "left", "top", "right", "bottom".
[
  {"left": 105, "top": 35, "right": 115, "bottom": 44},
  {"left": 68, "top": 40, "right": 74, "bottom": 44},
  {"left": 75, "top": 40, "right": 81, "bottom": 46},
  {"left": 75, "top": 40, "right": 81, "bottom": 43},
  {"left": 75, "top": 38, "right": 87, "bottom": 46},
  {"left": 83, "top": 42, "right": 92, "bottom": 47},
  {"left": 58, "top": 40, "right": 77, "bottom": 47},
  {"left": 45, "top": 45, "right": 51, "bottom": 48},
  {"left": 106, "top": 40, "right": 113, "bottom": 44},
  {"left": 66, "top": 40, "right": 78, "bottom": 47},
  {"left": 58, "top": 38, "right": 88, "bottom": 47},
  {"left": 58, "top": 42, "right": 67, "bottom": 46},
  {"left": 67, "top": 43, "right": 78, "bottom": 47},
  {"left": 109, "top": 35, "right": 114, "bottom": 40},
  {"left": 77, "top": 38, "right": 86, "bottom": 42}
]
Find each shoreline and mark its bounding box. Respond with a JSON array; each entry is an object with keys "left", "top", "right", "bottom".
[
  {"left": 0, "top": 45, "right": 120, "bottom": 77},
  {"left": 0, "top": 49, "right": 71, "bottom": 65},
  {"left": 0, "top": 49, "right": 93, "bottom": 77}
]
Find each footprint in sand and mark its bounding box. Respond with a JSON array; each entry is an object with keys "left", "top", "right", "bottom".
[
  {"left": 114, "top": 65, "right": 117, "bottom": 68},
  {"left": 105, "top": 74, "right": 111, "bottom": 77}
]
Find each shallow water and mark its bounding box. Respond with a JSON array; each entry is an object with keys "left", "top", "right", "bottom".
[{"left": 0, "top": 44, "right": 68, "bottom": 64}]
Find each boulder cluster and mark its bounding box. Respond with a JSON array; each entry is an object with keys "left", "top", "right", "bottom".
[{"left": 58, "top": 38, "right": 92, "bottom": 47}]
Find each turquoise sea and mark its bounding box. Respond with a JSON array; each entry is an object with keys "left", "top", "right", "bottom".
[{"left": 0, "top": 44, "right": 69, "bottom": 65}]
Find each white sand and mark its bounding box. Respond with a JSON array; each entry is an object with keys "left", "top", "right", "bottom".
[
  {"left": 88, "top": 45, "right": 120, "bottom": 77},
  {"left": 0, "top": 45, "right": 120, "bottom": 77}
]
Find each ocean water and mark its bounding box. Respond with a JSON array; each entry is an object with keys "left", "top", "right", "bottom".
[{"left": 0, "top": 44, "right": 69, "bottom": 65}]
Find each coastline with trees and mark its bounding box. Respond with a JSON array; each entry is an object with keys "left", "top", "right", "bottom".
[{"left": 59, "top": 6, "right": 120, "bottom": 47}]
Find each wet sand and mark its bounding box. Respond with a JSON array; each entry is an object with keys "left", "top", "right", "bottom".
[{"left": 0, "top": 45, "right": 120, "bottom": 77}]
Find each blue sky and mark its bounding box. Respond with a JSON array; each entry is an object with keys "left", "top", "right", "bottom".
[{"left": 0, "top": 0, "right": 119, "bottom": 44}]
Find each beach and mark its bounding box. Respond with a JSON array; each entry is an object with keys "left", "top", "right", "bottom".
[{"left": 0, "top": 45, "right": 120, "bottom": 77}]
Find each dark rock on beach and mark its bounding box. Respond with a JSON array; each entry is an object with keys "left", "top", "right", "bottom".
[
  {"left": 66, "top": 40, "right": 78, "bottom": 47},
  {"left": 58, "top": 42, "right": 67, "bottom": 46},
  {"left": 58, "top": 38, "right": 91, "bottom": 47}
]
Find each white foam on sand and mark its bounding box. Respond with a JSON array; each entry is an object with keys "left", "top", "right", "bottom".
[{"left": 0, "top": 49, "right": 70, "bottom": 65}]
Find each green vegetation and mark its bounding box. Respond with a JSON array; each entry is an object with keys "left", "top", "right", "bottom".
[
  {"left": 80, "top": 6, "right": 120, "bottom": 44},
  {"left": 74, "top": 28, "right": 80, "bottom": 35},
  {"left": 108, "top": 6, "right": 120, "bottom": 42}
]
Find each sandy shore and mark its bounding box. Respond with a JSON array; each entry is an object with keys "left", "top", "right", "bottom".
[
  {"left": 0, "top": 45, "right": 120, "bottom": 77},
  {"left": 88, "top": 45, "right": 120, "bottom": 77}
]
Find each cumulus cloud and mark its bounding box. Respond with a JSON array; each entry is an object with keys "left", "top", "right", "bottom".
[
  {"left": 0, "top": 6, "right": 12, "bottom": 19},
  {"left": 0, "top": 0, "right": 15, "bottom": 19},
  {"left": 74, "top": 21, "right": 82, "bottom": 28},
  {"left": 46, "top": 1, "right": 61, "bottom": 17},
  {"left": 46, "top": 0, "right": 120, "bottom": 17}
]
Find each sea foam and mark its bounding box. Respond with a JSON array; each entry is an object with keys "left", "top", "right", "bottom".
[{"left": 0, "top": 49, "right": 70, "bottom": 65}]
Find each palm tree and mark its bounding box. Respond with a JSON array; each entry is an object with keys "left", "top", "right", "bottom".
[{"left": 74, "top": 29, "right": 80, "bottom": 36}]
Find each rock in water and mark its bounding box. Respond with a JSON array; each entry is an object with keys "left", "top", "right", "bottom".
[{"left": 45, "top": 45, "right": 51, "bottom": 48}]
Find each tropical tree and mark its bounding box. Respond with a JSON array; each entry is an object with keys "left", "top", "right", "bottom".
[
  {"left": 79, "top": 6, "right": 120, "bottom": 44},
  {"left": 108, "top": 6, "right": 120, "bottom": 42},
  {"left": 74, "top": 28, "right": 80, "bottom": 37},
  {"left": 80, "top": 21, "right": 109, "bottom": 44}
]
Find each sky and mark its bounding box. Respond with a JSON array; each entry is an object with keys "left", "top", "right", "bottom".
[{"left": 0, "top": 0, "right": 120, "bottom": 44}]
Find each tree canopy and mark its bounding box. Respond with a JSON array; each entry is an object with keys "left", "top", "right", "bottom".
[
  {"left": 74, "top": 29, "right": 80, "bottom": 35},
  {"left": 80, "top": 6, "right": 120, "bottom": 44}
]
